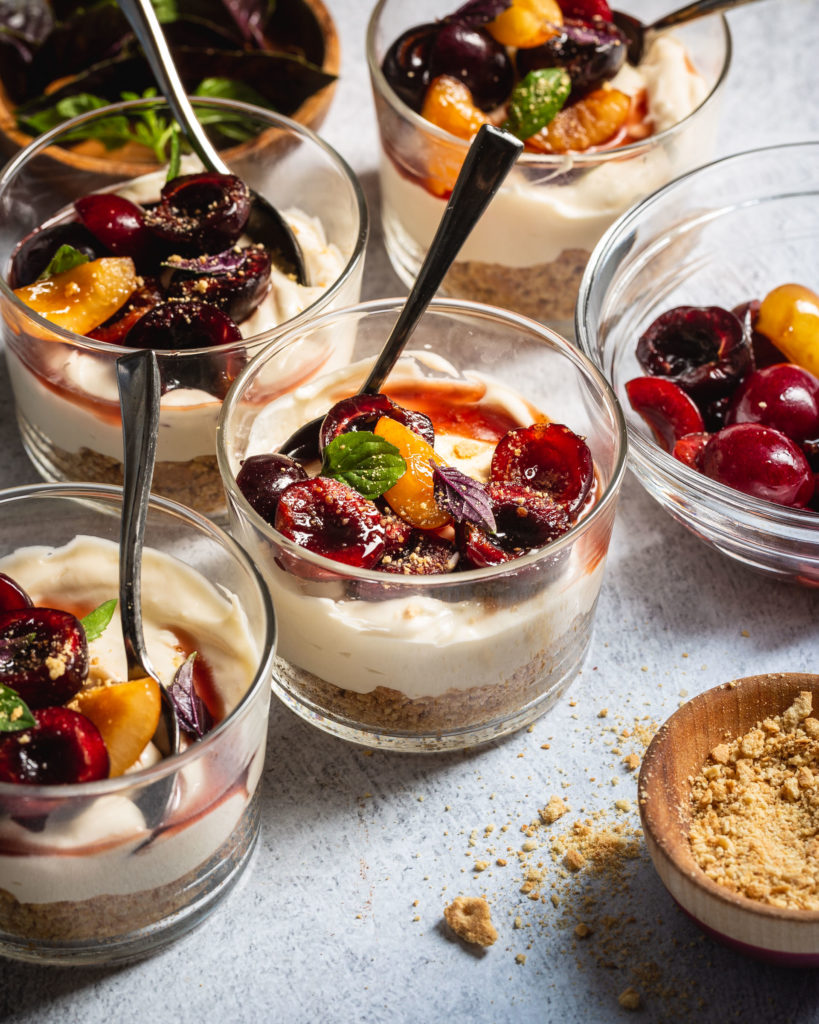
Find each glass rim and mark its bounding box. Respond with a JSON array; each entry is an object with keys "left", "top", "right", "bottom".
[
  {"left": 365, "top": 0, "right": 732, "bottom": 166},
  {"left": 0, "top": 95, "right": 369, "bottom": 356},
  {"left": 217, "top": 295, "right": 628, "bottom": 586},
  {"left": 0, "top": 480, "right": 276, "bottom": 799},
  {"left": 575, "top": 140, "right": 819, "bottom": 532}
]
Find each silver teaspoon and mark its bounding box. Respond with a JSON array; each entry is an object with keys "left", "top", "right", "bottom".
[
  {"left": 279, "top": 123, "right": 523, "bottom": 462},
  {"left": 614, "top": 0, "right": 761, "bottom": 64},
  {"left": 118, "top": 0, "right": 307, "bottom": 284}
]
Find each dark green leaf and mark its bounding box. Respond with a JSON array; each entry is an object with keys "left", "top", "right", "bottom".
[
  {"left": 195, "top": 76, "right": 273, "bottom": 108},
  {"left": 80, "top": 598, "right": 117, "bottom": 642},
  {"left": 38, "top": 243, "right": 90, "bottom": 280},
  {"left": 0, "top": 684, "right": 35, "bottom": 733},
  {"left": 166, "top": 124, "right": 181, "bottom": 180},
  {"left": 321, "top": 431, "right": 406, "bottom": 500},
  {"left": 16, "top": 92, "right": 110, "bottom": 136},
  {"left": 503, "top": 68, "right": 571, "bottom": 141}
]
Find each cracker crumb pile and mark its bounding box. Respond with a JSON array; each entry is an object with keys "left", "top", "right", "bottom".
[
  {"left": 688, "top": 690, "right": 819, "bottom": 910},
  {"left": 443, "top": 896, "right": 498, "bottom": 947}
]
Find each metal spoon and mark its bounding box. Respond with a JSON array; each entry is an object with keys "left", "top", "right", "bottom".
[
  {"left": 116, "top": 349, "right": 179, "bottom": 764},
  {"left": 614, "top": 0, "right": 760, "bottom": 64},
  {"left": 118, "top": 0, "right": 307, "bottom": 284},
  {"left": 280, "top": 123, "right": 523, "bottom": 462}
]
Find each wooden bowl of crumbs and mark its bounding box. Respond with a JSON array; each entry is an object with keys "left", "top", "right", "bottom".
[{"left": 639, "top": 672, "right": 819, "bottom": 966}]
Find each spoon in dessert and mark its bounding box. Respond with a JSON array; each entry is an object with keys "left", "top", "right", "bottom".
[
  {"left": 614, "top": 0, "right": 761, "bottom": 64},
  {"left": 118, "top": 0, "right": 306, "bottom": 284},
  {"left": 116, "top": 349, "right": 179, "bottom": 765},
  {"left": 280, "top": 122, "right": 524, "bottom": 462}
]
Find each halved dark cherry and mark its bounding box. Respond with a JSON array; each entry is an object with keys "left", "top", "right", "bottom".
[
  {"left": 516, "top": 18, "right": 626, "bottom": 97},
  {"left": 428, "top": 22, "right": 514, "bottom": 112},
  {"left": 0, "top": 573, "right": 31, "bottom": 613},
  {"left": 726, "top": 364, "right": 819, "bottom": 444},
  {"left": 236, "top": 453, "right": 308, "bottom": 525},
  {"left": 700, "top": 423, "right": 814, "bottom": 509},
  {"left": 381, "top": 22, "right": 439, "bottom": 111},
  {"left": 0, "top": 707, "right": 109, "bottom": 785},
  {"left": 625, "top": 376, "right": 705, "bottom": 453},
  {"left": 275, "top": 477, "right": 386, "bottom": 568},
  {"left": 672, "top": 432, "right": 710, "bottom": 470},
  {"left": 75, "top": 193, "right": 154, "bottom": 264},
  {"left": 490, "top": 422, "right": 593, "bottom": 513},
  {"left": 167, "top": 246, "right": 272, "bottom": 325},
  {"left": 319, "top": 394, "right": 435, "bottom": 452},
  {"left": 379, "top": 509, "right": 414, "bottom": 557},
  {"left": 636, "top": 306, "right": 751, "bottom": 406},
  {"left": 145, "top": 173, "right": 251, "bottom": 254},
  {"left": 125, "top": 300, "right": 244, "bottom": 399},
  {"left": 87, "top": 277, "right": 165, "bottom": 345},
  {"left": 378, "top": 530, "right": 459, "bottom": 575},
  {"left": 0, "top": 607, "right": 88, "bottom": 708},
  {"left": 9, "top": 221, "right": 105, "bottom": 289}
]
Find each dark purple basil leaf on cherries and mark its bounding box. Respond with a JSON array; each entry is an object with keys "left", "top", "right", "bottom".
[
  {"left": 275, "top": 477, "right": 387, "bottom": 569},
  {"left": 0, "top": 607, "right": 88, "bottom": 708},
  {"left": 168, "top": 653, "right": 213, "bottom": 740},
  {"left": 448, "top": 0, "right": 512, "bottom": 27},
  {"left": 144, "top": 172, "right": 251, "bottom": 255},
  {"left": 236, "top": 453, "right": 308, "bottom": 525},
  {"left": 125, "top": 299, "right": 244, "bottom": 399},
  {"left": 516, "top": 19, "right": 626, "bottom": 98},
  {"left": 75, "top": 192, "right": 154, "bottom": 264},
  {"left": 9, "top": 220, "right": 104, "bottom": 289},
  {"left": 378, "top": 530, "right": 459, "bottom": 575},
  {"left": 0, "top": 573, "right": 32, "bottom": 613},
  {"left": 427, "top": 22, "right": 514, "bottom": 111},
  {"left": 491, "top": 422, "right": 593, "bottom": 514},
  {"left": 166, "top": 245, "right": 272, "bottom": 325},
  {"left": 0, "top": 706, "right": 109, "bottom": 785},
  {"left": 636, "top": 306, "right": 752, "bottom": 407},
  {"left": 431, "top": 461, "right": 497, "bottom": 533},
  {"left": 319, "top": 394, "right": 435, "bottom": 453}
]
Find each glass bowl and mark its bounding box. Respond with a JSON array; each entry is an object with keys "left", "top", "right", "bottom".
[
  {"left": 0, "top": 483, "right": 275, "bottom": 965},
  {"left": 0, "top": 97, "right": 368, "bottom": 518},
  {"left": 217, "top": 298, "right": 626, "bottom": 752},
  {"left": 576, "top": 143, "right": 819, "bottom": 586},
  {"left": 366, "top": 0, "right": 730, "bottom": 335}
]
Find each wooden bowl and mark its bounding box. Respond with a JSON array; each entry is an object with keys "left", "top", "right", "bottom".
[
  {"left": 0, "top": 0, "right": 339, "bottom": 175},
  {"left": 640, "top": 672, "right": 819, "bottom": 966}
]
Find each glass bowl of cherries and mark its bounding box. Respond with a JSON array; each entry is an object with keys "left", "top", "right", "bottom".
[
  {"left": 577, "top": 142, "right": 819, "bottom": 585},
  {"left": 0, "top": 96, "right": 367, "bottom": 518}
]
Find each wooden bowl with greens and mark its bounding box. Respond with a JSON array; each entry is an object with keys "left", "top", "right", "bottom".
[{"left": 0, "top": 0, "right": 339, "bottom": 172}]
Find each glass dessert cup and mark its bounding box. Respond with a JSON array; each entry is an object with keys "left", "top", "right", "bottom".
[
  {"left": 576, "top": 143, "right": 819, "bottom": 586},
  {"left": 217, "top": 298, "right": 626, "bottom": 752},
  {"left": 0, "top": 483, "right": 275, "bottom": 966},
  {"left": 366, "top": 0, "right": 730, "bottom": 336},
  {"left": 0, "top": 97, "right": 368, "bottom": 519}
]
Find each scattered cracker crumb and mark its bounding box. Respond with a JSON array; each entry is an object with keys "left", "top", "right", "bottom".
[
  {"left": 563, "top": 847, "right": 586, "bottom": 872},
  {"left": 618, "top": 987, "right": 642, "bottom": 1010},
  {"left": 598, "top": 708, "right": 608, "bottom": 718},
  {"left": 540, "top": 795, "right": 568, "bottom": 824},
  {"left": 574, "top": 922, "right": 592, "bottom": 938},
  {"left": 443, "top": 897, "right": 498, "bottom": 947},
  {"left": 515, "top": 953, "right": 527, "bottom": 965},
  {"left": 623, "top": 753, "right": 641, "bottom": 772},
  {"left": 474, "top": 860, "right": 490, "bottom": 872}
]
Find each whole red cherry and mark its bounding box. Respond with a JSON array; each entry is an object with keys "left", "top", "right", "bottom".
[{"left": 726, "top": 363, "right": 819, "bottom": 443}]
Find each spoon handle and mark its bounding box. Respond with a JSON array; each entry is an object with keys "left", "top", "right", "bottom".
[
  {"left": 116, "top": 349, "right": 161, "bottom": 683},
  {"left": 118, "top": 0, "right": 228, "bottom": 174},
  {"left": 361, "top": 124, "right": 523, "bottom": 394},
  {"left": 653, "top": 0, "right": 759, "bottom": 31}
]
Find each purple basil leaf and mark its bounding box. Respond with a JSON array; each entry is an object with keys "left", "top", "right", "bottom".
[
  {"left": 448, "top": 0, "right": 511, "bottom": 28},
  {"left": 168, "top": 652, "right": 213, "bottom": 739},
  {"left": 163, "top": 247, "right": 248, "bottom": 275},
  {"left": 431, "top": 461, "right": 497, "bottom": 534},
  {"left": 0, "top": 0, "right": 53, "bottom": 47},
  {"left": 220, "top": 0, "right": 267, "bottom": 47}
]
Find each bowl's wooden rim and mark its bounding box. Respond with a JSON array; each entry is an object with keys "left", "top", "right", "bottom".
[
  {"left": 0, "top": 0, "right": 339, "bottom": 175},
  {"left": 640, "top": 672, "right": 819, "bottom": 923}
]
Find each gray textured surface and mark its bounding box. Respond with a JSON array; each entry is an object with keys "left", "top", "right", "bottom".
[{"left": 3, "top": 1, "right": 819, "bottom": 1021}]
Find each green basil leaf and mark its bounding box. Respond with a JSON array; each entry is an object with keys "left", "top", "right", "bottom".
[
  {"left": 80, "top": 598, "right": 117, "bottom": 642},
  {"left": 0, "top": 684, "right": 35, "bottom": 733},
  {"left": 195, "top": 75, "right": 271, "bottom": 107},
  {"left": 16, "top": 91, "right": 111, "bottom": 136},
  {"left": 503, "top": 68, "right": 571, "bottom": 141},
  {"left": 321, "top": 431, "right": 406, "bottom": 500},
  {"left": 166, "top": 124, "right": 182, "bottom": 180},
  {"left": 38, "top": 243, "right": 90, "bottom": 280}
]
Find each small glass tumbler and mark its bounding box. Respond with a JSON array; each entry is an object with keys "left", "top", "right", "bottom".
[
  {"left": 366, "top": 0, "right": 730, "bottom": 334},
  {"left": 0, "top": 97, "right": 367, "bottom": 518},
  {"left": 218, "top": 298, "right": 626, "bottom": 752},
  {"left": 0, "top": 483, "right": 275, "bottom": 965}
]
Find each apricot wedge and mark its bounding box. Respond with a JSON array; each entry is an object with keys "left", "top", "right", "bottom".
[
  {"left": 13, "top": 256, "right": 138, "bottom": 335},
  {"left": 71, "top": 676, "right": 161, "bottom": 777},
  {"left": 375, "top": 416, "right": 450, "bottom": 529}
]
